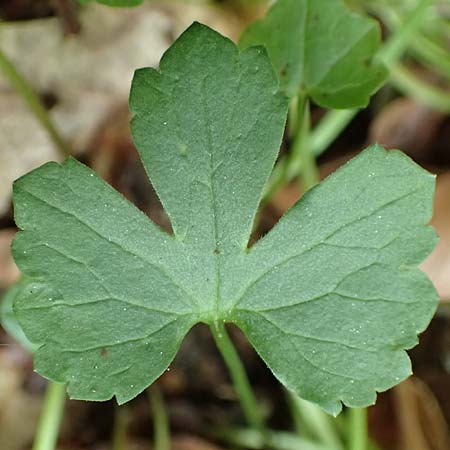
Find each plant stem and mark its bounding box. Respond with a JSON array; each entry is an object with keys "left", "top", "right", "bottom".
[
  {"left": 291, "top": 98, "right": 319, "bottom": 191},
  {"left": 263, "top": 108, "right": 357, "bottom": 203},
  {"left": 0, "top": 47, "right": 70, "bottom": 157},
  {"left": 287, "top": 95, "right": 299, "bottom": 139},
  {"left": 112, "top": 406, "right": 128, "bottom": 450},
  {"left": 265, "top": 0, "right": 436, "bottom": 203},
  {"left": 408, "top": 32, "right": 450, "bottom": 79},
  {"left": 374, "top": 0, "right": 450, "bottom": 78},
  {"left": 288, "top": 393, "right": 344, "bottom": 450},
  {"left": 310, "top": 109, "right": 359, "bottom": 158},
  {"left": 149, "top": 387, "right": 171, "bottom": 450},
  {"left": 214, "top": 427, "right": 335, "bottom": 450},
  {"left": 349, "top": 408, "right": 368, "bottom": 450},
  {"left": 32, "top": 382, "right": 66, "bottom": 450},
  {"left": 264, "top": 105, "right": 354, "bottom": 202},
  {"left": 377, "top": 0, "right": 432, "bottom": 66},
  {"left": 211, "top": 321, "right": 264, "bottom": 431},
  {"left": 390, "top": 63, "right": 450, "bottom": 112}
]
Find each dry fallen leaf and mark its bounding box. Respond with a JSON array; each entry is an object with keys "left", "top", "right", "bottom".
[
  {"left": 421, "top": 171, "right": 450, "bottom": 301},
  {"left": 394, "top": 377, "right": 450, "bottom": 450},
  {"left": 0, "top": 2, "right": 241, "bottom": 217},
  {"left": 0, "top": 229, "right": 19, "bottom": 290},
  {"left": 172, "top": 435, "right": 226, "bottom": 450},
  {"left": 0, "top": 348, "right": 41, "bottom": 450},
  {"left": 0, "top": 94, "right": 62, "bottom": 216},
  {"left": 369, "top": 98, "right": 446, "bottom": 162}
]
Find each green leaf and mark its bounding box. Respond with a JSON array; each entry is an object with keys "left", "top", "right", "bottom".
[
  {"left": 1, "top": 277, "right": 38, "bottom": 352},
  {"left": 12, "top": 23, "right": 437, "bottom": 414},
  {"left": 239, "top": 0, "right": 388, "bottom": 108},
  {"left": 12, "top": 22, "right": 287, "bottom": 405},
  {"left": 232, "top": 145, "right": 437, "bottom": 414}
]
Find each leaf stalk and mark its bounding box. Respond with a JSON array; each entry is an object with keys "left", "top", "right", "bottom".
[
  {"left": 349, "top": 408, "right": 368, "bottom": 450},
  {"left": 0, "top": 47, "right": 70, "bottom": 157},
  {"left": 211, "top": 321, "right": 265, "bottom": 431},
  {"left": 149, "top": 387, "right": 171, "bottom": 450},
  {"left": 265, "top": 0, "right": 437, "bottom": 202},
  {"left": 291, "top": 97, "right": 319, "bottom": 191},
  {"left": 32, "top": 382, "right": 66, "bottom": 450},
  {"left": 112, "top": 405, "right": 128, "bottom": 450}
]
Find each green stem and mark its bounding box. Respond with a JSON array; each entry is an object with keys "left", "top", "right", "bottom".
[
  {"left": 112, "top": 406, "right": 128, "bottom": 450},
  {"left": 32, "top": 382, "right": 66, "bottom": 450},
  {"left": 377, "top": 0, "right": 432, "bottom": 66},
  {"left": 390, "top": 63, "right": 450, "bottom": 112},
  {"left": 211, "top": 322, "right": 264, "bottom": 431},
  {"left": 287, "top": 95, "right": 298, "bottom": 139},
  {"left": 265, "top": 0, "right": 436, "bottom": 203},
  {"left": 149, "top": 387, "right": 171, "bottom": 450},
  {"left": 286, "top": 391, "right": 303, "bottom": 436},
  {"left": 374, "top": 0, "right": 450, "bottom": 78},
  {"left": 292, "top": 98, "right": 319, "bottom": 191},
  {"left": 263, "top": 108, "right": 357, "bottom": 203},
  {"left": 214, "top": 427, "right": 336, "bottom": 450},
  {"left": 349, "top": 408, "right": 368, "bottom": 450},
  {"left": 0, "top": 47, "right": 70, "bottom": 157},
  {"left": 288, "top": 393, "right": 344, "bottom": 450},
  {"left": 409, "top": 32, "right": 450, "bottom": 79},
  {"left": 310, "top": 109, "right": 358, "bottom": 158}
]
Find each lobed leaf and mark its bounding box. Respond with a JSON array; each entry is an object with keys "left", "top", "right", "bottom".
[
  {"left": 13, "top": 23, "right": 287, "bottom": 404},
  {"left": 12, "top": 23, "right": 437, "bottom": 414}
]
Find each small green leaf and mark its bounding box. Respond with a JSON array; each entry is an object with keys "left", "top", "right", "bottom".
[
  {"left": 1, "top": 277, "right": 38, "bottom": 352},
  {"left": 239, "top": 0, "right": 388, "bottom": 108},
  {"left": 12, "top": 23, "right": 437, "bottom": 414}
]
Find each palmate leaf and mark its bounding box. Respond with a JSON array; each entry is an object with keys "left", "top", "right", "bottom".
[
  {"left": 12, "top": 23, "right": 437, "bottom": 415},
  {"left": 239, "top": 0, "right": 388, "bottom": 108}
]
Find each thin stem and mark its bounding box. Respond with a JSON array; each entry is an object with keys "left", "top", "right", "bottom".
[
  {"left": 310, "top": 109, "right": 359, "bottom": 158},
  {"left": 373, "top": 0, "right": 450, "bottom": 78},
  {"left": 287, "top": 95, "right": 299, "bottom": 139},
  {"left": 262, "top": 160, "right": 287, "bottom": 206},
  {"left": 0, "top": 47, "right": 70, "bottom": 157},
  {"left": 377, "top": 0, "right": 432, "bottom": 66},
  {"left": 292, "top": 99, "right": 319, "bottom": 191},
  {"left": 210, "top": 321, "right": 264, "bottom": 431},
  {"left": 286, "top": 391, "right": 303, "bottom": 436},
  {"left": 214, "top": 427, "right": 335, "bottom": 450},
  {"left": 32, "top": 382, "right": 66, "bottom": 450},
  {"left": 390, "top": 63, "right": 450, "bottom": 112},
  {"left": 149, "top": 387, "right": 171, "bottom": 450},
  {"left": 265, "top": 0, "right": 435, "bottom": 203},
  {"left": 112, "top": 405, "right": 127, "bottom": 450},
  {"left": 409, "top": 32, "right": 450, "bottom": 79},
  {"left": 288, "top": 392, "right": 344, "bottom": 450},
  {"left": 349, "top": 408, "right": 368, "bottom": 450},
  {"left": 263, "top": 108, "right": 357, "bottom": 204}
]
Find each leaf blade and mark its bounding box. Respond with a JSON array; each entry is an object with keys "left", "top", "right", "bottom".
[
  {"left": 11, "top": 23, "right": 437, "bottom": 416},
  {"left": 232, "top": 145, "right": 438, "bottom": 414},
  {"left": 130, "top": 22, "right": 288, "bottom": 252},
  {"left": 13, "top": 158, "right": 197, "bottom": 402}
]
